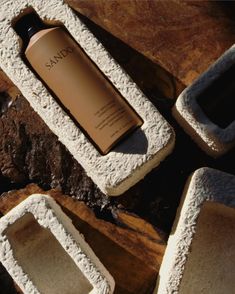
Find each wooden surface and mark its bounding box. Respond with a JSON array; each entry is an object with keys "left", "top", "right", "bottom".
[
  {"left": 67, "top": 0, "right": 235, "bottom": 86},
  {"left": 0, "top": 184, "right": 165, "bottom": 294},
  {"left": 1, "top": 2, "right": 235, "bottom": 294}
]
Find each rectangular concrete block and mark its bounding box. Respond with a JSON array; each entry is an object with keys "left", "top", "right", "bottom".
[
  {"left": 173, "top": 46, "right": 235, "bottom": 157},
  {"left": 0, "top": 194, "right": 115, "bottom": 294},
  {"left": 0, "top": 0, "right": 175, "bottom": 196},
  {"left": 155, "top": 167, "right": 235, "bottom": 294}
]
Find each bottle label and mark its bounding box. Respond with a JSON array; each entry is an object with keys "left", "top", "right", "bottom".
[
  {"left": 45, "top": 46, "right": 74, "bottom": 70},
  {"left": 26, "top": 28, "right": 143, "bottom": 154}
]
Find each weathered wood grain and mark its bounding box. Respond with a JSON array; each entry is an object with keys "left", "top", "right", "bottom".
[{"left": 66, "top": 0, "right": 235, "bottom": 85}]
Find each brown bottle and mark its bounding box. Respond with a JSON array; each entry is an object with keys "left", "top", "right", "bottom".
[{"left": 15, "top": 14, "right": 143, "bottom": 154}]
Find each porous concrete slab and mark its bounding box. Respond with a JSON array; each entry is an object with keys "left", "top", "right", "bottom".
[
  {"left": 173, "top": 45, "right": 235, "bottom": 157},
  {"left": 0, "top": 194, "right": 115, "bottom": 294},
  {"left": 0, "top": 0, "right": 175, "bottom": 196},
  {"left": 155, "top": 167, "right": 235, "bottom": 294}
]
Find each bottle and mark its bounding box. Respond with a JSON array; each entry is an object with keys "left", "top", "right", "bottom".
[{"left": 14, "top": 13, "right": 143, "bottom": 155}]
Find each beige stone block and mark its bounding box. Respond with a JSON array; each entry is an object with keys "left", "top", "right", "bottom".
[
  {"left": 0, "top": 194, "right": 115, "bottom": 294},
  {"left": 173, "top": 46, "right": 235, "bottom": 157},
  {"left": 0, "top": 0, "right": 175, "bottom": 195},
  {"left": 156, "top": 167, "right": 235, "bottom": 293}
]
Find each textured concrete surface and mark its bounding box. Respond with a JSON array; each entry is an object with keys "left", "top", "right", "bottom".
[
  {"left": 0, "top": 0, "right": 174, "bottom": 196},
  {"left": 0, "top": 194, "right": 115, "bottom": 294},
  {"left": 173, "top": 45, "right": 235, "bottom": 157},
  {"left": 155, "top": 167, "right": 235, "bottom": 293}
]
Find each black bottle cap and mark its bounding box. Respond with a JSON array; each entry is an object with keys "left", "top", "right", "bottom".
[{"left": 14, "top": 13, "right": 46, "bottom": 43}]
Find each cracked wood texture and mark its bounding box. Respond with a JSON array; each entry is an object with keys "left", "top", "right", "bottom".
[
  {"left": 1, "top": 1, "right": 235, "bottom": 294},
  {"left": 67, "top": 0, "right": 235, "bottom": 85}
]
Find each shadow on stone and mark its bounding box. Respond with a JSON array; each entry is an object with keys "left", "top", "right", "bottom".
[{"left": 113, "top": 128, "right": 148, "bottom": 155}]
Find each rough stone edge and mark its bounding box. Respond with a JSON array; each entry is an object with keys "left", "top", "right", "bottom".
[
  {"left": 0, "top": 0, "right": 175, "bottom": 195},
  {"left": 174, "top": 45, "right": 235, "bottom": 158},
  {"left": 154, "top": 167, "right": 235, "bottom": 293},
  {"left": 0, "top": 194, "right": 115, "bottom": 294},
  {"left": 106, "top": 131, "right": 175, "bottom": 195}
]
